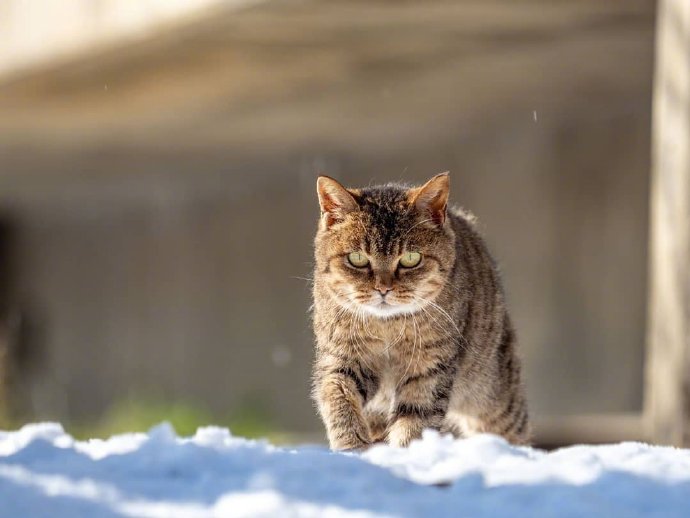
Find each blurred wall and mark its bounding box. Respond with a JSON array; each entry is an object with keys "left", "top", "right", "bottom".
[
  {"left": 0, "top": 0, "right": 655, "bottom": 434},
  {"left": 0, "top": 0, "right": 248, "bottom": 76}
]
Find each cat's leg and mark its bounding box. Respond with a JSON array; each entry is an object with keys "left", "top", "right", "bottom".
[
  {"left": 314, "top": 360, "right": 374, "bottom": 450},
  {"left": 443, "top": 406, "right": 530, "bottom": 445},
  {"left": 443, "top": 383, "right": 531, "bottom": 445},
  {"left": 388, "top": 369, "right": 454, "bottom": 447},
  {"left": 467, "top": 395, "right": 531, "bottom": 445},
  {"left": 452, "top": 330, "right": 531, "bottom": 444}
]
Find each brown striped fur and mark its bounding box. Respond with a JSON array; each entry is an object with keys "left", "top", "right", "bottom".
[{"left": 312, "top": 174, "right": 530, "bottom": 450}]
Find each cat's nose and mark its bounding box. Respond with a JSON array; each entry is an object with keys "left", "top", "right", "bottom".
[
  {"left": 375, "top": 285, "right": 393, "bottom": 297},
  {"left": 374, "top": 274, "right": 394, "bottom": 296}
]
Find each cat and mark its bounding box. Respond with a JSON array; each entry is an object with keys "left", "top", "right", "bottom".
[{"left": 311, "top": 173, "right": 530, "bottom": 450}]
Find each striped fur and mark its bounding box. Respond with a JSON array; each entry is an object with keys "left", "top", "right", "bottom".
[{"left": 312, "top": 175, "right": 530, "bottom": 450}]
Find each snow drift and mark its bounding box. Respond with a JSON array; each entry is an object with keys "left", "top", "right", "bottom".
[{"left": 1, "top": 423, "right": 689, "bottom": 517}]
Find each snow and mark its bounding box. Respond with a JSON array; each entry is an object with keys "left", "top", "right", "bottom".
[{"left": 1, "top": 423, "right": 689, "bottom": 517}]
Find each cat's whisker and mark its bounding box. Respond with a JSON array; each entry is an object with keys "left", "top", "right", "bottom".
[
  {"left": 349, "top": 307, "right": 375, "bottom": 373},
  {"left": 346, "top": 310, "right": 361, "bottom": 360},
  {"left": 397, "top": 312, "right": 419, "bottom": 389},
  {"left": 291, "top": 275, "right": 314, "bottom": 283},
  {"left": 383, "top": 314, "right": 407, "bottom": 353},
  {"left": 329, "top": 287, "right": 369, "bottom": 315},
  {"left": 413, "top": 301, "right": 455, "bottom": 337},
  {"left": 360, "top": 310, "right": 380, "bottom": 341},
  {"left": 412, "top": 295, "right": 461, "bottom": 334},
  {"left": 410, "top": 297, "right": 483, "bottom": 363},
  {"left": 415, "top": 302, "right": 456, "bottom": 342},
  {"left": 424, "top": 300, "right": 459, "bottom": 329},
  {"left": 414, "top": 298, "right": 488, "bottom": 363}
]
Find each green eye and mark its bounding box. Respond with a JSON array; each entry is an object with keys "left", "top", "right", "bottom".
[
  {"left": 399, "top": 251, "right": 422, "bottom": 268},
  {"left": 347, "top": 252, "right": 370, "bottom": 268}
]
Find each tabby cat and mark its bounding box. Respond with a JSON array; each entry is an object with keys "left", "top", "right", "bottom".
[{"left": 311, "top": 173, "right": 530, "bottom": 450}]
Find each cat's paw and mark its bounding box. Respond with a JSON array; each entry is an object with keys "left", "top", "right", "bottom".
[
  {"left": 331, "top": 440, "right": 370, "bottom": 452},
  {"left": 329, "top": 433, "right": 371, "bottom": 452},
  {"left": 339, "top": 444, "right": 369, "bottom": 454},
  {"left": 387, "top": 419, "right": 423, "bottom": 448}
]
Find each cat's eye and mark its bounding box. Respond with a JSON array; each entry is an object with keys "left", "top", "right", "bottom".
[
  {"left": 347, "top": 252, "right": 370, "bottom": 268},
  {"left": 399, "top": 251, "right": 422, "bottom": 268}
]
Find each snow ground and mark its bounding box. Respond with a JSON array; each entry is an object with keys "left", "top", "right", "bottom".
[{"left": 1, "top": 423, "right": 689, "bottom": 518}]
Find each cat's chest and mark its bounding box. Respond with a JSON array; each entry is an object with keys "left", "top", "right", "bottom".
[
  {"left": 364, "top": 316, "right": 426, "bottom": 360},
  {"left": 365, "top": 361, "right": 397, "bottom": 414},
  {"left": 361, "top": 318, "right": 432, "bottom": 413}
]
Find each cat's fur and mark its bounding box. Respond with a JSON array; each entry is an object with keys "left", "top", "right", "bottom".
[{"left": 311, "top": 173, "right": 530, "bottom": 450}]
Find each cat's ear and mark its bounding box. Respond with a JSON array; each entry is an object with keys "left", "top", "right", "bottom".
[
  {"left": 317, "top": 176, "right": 359, "bottom": 228},
  {"left": 410, "top": 172, "right": 450, "bottom": 226}
]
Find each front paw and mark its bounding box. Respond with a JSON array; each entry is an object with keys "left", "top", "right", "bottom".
[
  {"left": 387, "top": 417, "right": 423, "bottom": 448},
  {"left": 329, "top": 432, "right": 370, "bottom": 451},
  {"left": 339, "top": 444, "right": 370, "bottom": 454}
]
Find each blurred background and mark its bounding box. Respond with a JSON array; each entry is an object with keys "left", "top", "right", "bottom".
[{"left": 0, "top": 0, "right": 657, "bottom": 444}]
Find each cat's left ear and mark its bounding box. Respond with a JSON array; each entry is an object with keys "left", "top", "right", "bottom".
[{"left": 410, "top": 172, "right": 450, "bottom": 226}]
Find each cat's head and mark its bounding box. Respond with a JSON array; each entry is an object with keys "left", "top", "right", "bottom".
[{"left": 314, "top": 173, "right": 456, "bottom": 318}]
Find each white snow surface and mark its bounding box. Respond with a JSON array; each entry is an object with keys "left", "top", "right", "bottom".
[{"left": 1, "top": 423, "right": 689, "bottom": 518}]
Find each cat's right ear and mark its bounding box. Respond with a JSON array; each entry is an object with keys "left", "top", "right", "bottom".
[{"left": 317, "top": 176, "right": 359, "bottom": 228}]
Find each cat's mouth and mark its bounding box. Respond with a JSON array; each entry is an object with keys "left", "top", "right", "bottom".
[{"left": 361, "top": 296, "right": 420, "bottom": 318}]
